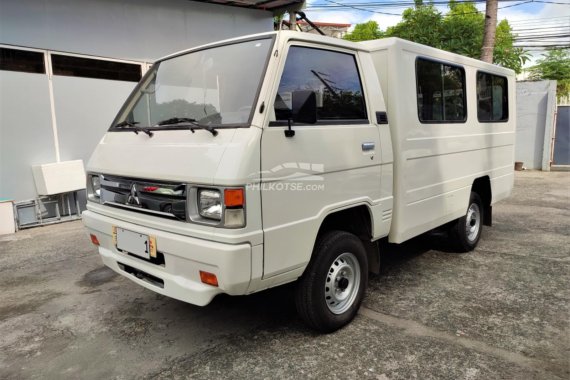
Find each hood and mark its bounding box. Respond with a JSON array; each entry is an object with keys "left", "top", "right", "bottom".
[{"left": 87, "top": 127, "right": 261, "bottom": 186}]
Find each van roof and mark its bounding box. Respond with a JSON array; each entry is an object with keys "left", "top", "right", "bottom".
[
  {"left": 359, "top": 37, "right": 515, "bottom": 75},
  {"left": 158, "top": 30, "right": 514, "bottom": 76}
]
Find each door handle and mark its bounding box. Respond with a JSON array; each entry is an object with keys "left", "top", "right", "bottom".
[{"left": 361, "top": 142, "right": 375, "bottom": 151}]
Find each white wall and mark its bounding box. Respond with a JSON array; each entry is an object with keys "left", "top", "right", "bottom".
[
  {"left": 0, "top": 0, "right": 272, "bottom": 61},
  {"left": 52, "top": 76, "right": 136, "bottom": 163},
  {"left": 0, "top": 0, "right": 272, "bottom": 202},
  {"left": 0, "top": 71, "right": 57, "bottom": 200},
  {"left": 515, "top": 81, "right": 557, "bottom": 170}
]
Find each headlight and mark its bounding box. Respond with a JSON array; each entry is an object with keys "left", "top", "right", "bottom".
[
  {"left": 92, "top": 176, "right": 101, "bottom": 197},
  {"left": 198, "top": 189, "right": 222, "bottom": 220},
  {"left": 193, "top": 187, "right": 245, "bottom": 227},
  {"left": 87, "top": 174, "right": 101, "bottom": 202}
]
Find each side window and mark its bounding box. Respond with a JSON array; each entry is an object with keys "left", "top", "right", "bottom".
[
  {"left": 416, "top": 58, "right": 466, "bottom": 123},
  {"left": 51, "top": 54, "right": 142, "bottom": 82},
  {"left": 273, "top": 46, "right": 367, "bottom": 123},
  {"left": 477, "top": 72, "right": 508, "bottom": 122},
  {"left": 0, "top": 47, "right": 45, "bottom": 74}
]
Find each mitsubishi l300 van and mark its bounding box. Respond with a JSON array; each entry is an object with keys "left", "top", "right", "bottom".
[{"left": 83, "top": 31, "right": 515, "bottom": 332}]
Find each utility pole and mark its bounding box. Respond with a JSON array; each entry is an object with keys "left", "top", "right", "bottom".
[
  {"left": 480, "top": 0, "right": 498, "bottom": 63},
  {"left": 289, "top": 10, "right": 297, "bottom": 31}
]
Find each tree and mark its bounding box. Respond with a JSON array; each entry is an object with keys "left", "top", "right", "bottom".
[
  {"left": 493, "top": 20, "right": 529, "bottom": 74},
  {"left": 529, "top": 49, "right": 570, "bottom": 100},
  {"left": 441, "top": 1, "right": 484, "bottom": 58},
  {"left": 480, "top": 0, "right": 498, "bottom": 62},
  {"left": 343, "top": 21, "right": 384, "bottom": 42},
  {"left": 385, "top": 2, "right": 443, "bottom": 47},
  {"left": 346, "top": 1, "right": 528, "bottom": 73}
]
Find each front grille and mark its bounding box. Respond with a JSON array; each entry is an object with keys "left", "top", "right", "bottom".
[{"left": 100, "top": 175, "right": 187, "bottom": 221}]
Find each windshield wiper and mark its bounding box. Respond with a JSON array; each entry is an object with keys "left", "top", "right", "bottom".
[
  {"left": 156, "top": 117, "right": 218, "bottom": 137},
  {"left": 157, "top": 117, "right": 197, "bottom": 126},
  {"left": 113, "top": 121, "right": 154, "bottom": 138}
]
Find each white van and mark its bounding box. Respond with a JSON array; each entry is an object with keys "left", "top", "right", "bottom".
[{"left": 83, "top": 31, "right": 515, "bottom": 332}]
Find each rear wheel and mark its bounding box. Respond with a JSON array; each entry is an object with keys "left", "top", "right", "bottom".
[
  {"left": 295, "top": 230, "right": 368, "bottom": 333},
  {"left": 450, "top": 191, "right": 483, "bottom": 252}
]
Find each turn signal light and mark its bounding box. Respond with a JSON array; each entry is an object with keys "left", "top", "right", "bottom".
[
  {"left": 90, "top": 234, "right": 100, "bottom": 246},
  {"left": 199, "top": 271, "right": 219, "bottom": 287},
  {"left": 224, "top": 189, "right": 244, "bottom": 207}
]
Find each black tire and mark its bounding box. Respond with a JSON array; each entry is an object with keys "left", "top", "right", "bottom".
[
  {"left": 295, "top": 230, "right": 368, "bottom": 333},
  {"left": 449, "top": 191, "right": 484, "bottom": 252}
]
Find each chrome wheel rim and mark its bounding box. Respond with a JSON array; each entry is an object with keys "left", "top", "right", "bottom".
[
  {"left": 324, "top": 252, "right": 361, "bottom": 315},
  {"left": 466, "top": 203, "right": 481, "bottom": 242}
]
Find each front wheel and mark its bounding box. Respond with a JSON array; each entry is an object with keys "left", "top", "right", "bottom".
[
  {"left": 449, "top": 191, "right": 483, "bottom": 252},
  {"left": 295, "top": 230, "right": 368, "bottom": 333}
]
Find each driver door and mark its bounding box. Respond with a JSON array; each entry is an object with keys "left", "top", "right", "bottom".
[{"left": 260, "top": 43, "right": 382, "bottom": 279}]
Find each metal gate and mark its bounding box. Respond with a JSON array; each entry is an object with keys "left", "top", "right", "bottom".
[{"left": 553, "top": 106, "right": 570, "bottom": 167}]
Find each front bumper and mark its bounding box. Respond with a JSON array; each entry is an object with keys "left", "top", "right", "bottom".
[{"left": 82, "top": 210, "right": 252, "bottom": 306}]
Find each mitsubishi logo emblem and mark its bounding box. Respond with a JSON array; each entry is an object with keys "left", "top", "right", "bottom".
[{"left": 127, "top": 184, "right": 141, "bottom": 206}]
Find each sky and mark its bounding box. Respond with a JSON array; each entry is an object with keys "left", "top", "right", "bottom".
[{"left": 302, "top": 0, "right": 570, "bottom": 66}]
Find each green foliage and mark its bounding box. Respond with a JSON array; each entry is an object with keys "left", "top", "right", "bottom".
[
  {"left": 529, "top": 48, "right": 570, "bottom": 99},
  {"left": 343, "top": 21, "right": 384, "bottom": 42},
  {"left": 440, "top": 2, "right": 483, "bottom": 58},
  {"left": 345, "top": 1, "right": 529, "bottom": 73},
  {"left": 529, "top": 49, "right": 570, "bottom": 80},
  {"left": 273, "top": 14, "right": 284, "bottom": 30},
  {"left": 386, "top": 3, "right": 443, "bottom": 47},
  {"left": 493, "top": 20, "right": 530, "bottom": 74}
]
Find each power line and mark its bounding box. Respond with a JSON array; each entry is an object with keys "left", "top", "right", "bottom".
[
  {"left": 307, "top": 0, "right": 568, "bottom": 10},
  {"left": 498, "top": 0, "right": 535, "bottom": 9},
  {"left": 307, "top": 0, "right": 535, "bottom": 16},
  {"left": 514, "top": 34, "right": 570, "bottom": 38},
  {"left": 307, "top": 0, "right": 495, "bottom": 8},
  {"left": 515, "top": 44, "right": 570, "bottom": 47},
  {"left": 512, "top": 26, "right": 570, "bottom": 32},
  {"left": 512, "top": 20, "right": 570, "bottom": 25},
  {"left": 515, "top": 38, "right": 570, "bottom": 41},
  {"left": 508, "top": 16, "right": 570, "bottom": 25},
  {"left": 308, "top": 0, "right": 528, "bottom": 6},
  {"left": 510, "top": 21, "right": 569, "bottom": 26},
  {"left": 532, "top": 0, "right": 570, "bottom": 4},
  {"left": 313, "top": 0, "right": 402, "bottom": 16},
  {"left": 306, "top": 0, "right": 570, "bottom": 50},
  {"left": 510, "top": 16, "right": 570, "bottom": 21}
]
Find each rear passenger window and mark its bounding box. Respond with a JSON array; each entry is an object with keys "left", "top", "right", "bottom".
[
  {"left": 272, "top": 46, "right": 367, "bottom": 124},
  {"left": 477, "top": 72, "right": 508, "bottom": 122},
  {"left": 416, "top": 58, "right": 466, "bottom": 123}
]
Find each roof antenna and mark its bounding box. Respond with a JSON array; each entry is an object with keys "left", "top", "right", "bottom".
[{"left": 296, "top": 11, "right": 326, "bottom": 36}]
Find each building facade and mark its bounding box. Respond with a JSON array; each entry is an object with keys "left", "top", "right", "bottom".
[
  {"left": 278, "top": 20, "right": 351, "bottom": 38},
  {"left": 0, "top": 0, "right": 274, "bottom": 221},
  {"left": 296, "top": 21, "right": 351, "bottom": 38}
]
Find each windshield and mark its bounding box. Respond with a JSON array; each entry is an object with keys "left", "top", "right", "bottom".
[{"left": 112, "top": 37, "right": 273, "bottom": 129}]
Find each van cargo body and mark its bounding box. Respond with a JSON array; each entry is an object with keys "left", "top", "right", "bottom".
[{"left": 83, "top": 31, "right": 515, "bottom": 332}]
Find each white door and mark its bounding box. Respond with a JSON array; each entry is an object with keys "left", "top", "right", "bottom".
[{"left": 260, "top": 44, "right": 382, "bottom": 279}]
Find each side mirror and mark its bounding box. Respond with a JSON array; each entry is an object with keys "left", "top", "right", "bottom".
[
  {"left": 292, "top": 90, "right": 317, "bottom": 124},
  {"left": 285, "top": 90, "right": 317, "bottom": 138}
]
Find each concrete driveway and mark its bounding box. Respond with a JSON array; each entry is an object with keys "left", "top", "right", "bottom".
[{"left": 1, "top": 171, "right": 568, "bottom": 379}]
